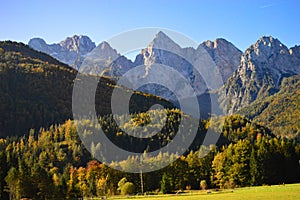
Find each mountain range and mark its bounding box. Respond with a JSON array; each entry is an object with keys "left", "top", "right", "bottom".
[
  {"left": 29, "top": 32, "right": 242, "bottom": 107},
  {"left": 29, "top": 32, "right": 300, "bottom": 110},
  {"left": 2, "top": 32, "right": 299, "bottom": 138},
  {"left": 29, "top": 32, "right": 242, "bottom": 85}
]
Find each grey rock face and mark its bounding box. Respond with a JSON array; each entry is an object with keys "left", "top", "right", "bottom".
[
  {"left": 28, "top": 33, "right": 300, "bottom": 118},
  {"left": 129, "top": 32, "right": 242, "bottom": 102},
  {"left": 220, "top": 36, "right": 300, "bottom": 114},
  {"left": 29, "top": 35, "right": 96, "bottom": 69},
  {"left": 199, "top": 38, "right": 242, "bottom": 83},
  {"left": 290, "top": 45, "right": 300, "bottom": 60},
  {"left": 136, "top": 31, "right": 198, "bottom": 100},
  {"left": 42, "top": 32, "right": 240, "bottom": 109}
]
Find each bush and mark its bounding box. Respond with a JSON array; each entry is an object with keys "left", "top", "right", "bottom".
[
  {"left": 224, "top": 179, "right": 236, "bottom": 189},
  {"left": 121, "top": 182, "right": 135, "bottom": 195},
  {"left": 200, "top": 180, "right": 207, "bottom": 190}
]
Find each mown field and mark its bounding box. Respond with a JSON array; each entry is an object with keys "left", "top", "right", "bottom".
[{"left": 111, "top": 183, "right": 300, "bottom": 200}]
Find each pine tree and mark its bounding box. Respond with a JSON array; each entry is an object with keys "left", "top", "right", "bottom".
[
  {"left": 161, "top": 173, "right": 172, "bottom": 194},
  {"left": 250, "top": 146, "right": 259, "bottom": 186}
]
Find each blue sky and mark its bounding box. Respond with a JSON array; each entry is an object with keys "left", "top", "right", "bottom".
[{"left": 1, "top": 0, "right": 299, "bottom": 51}]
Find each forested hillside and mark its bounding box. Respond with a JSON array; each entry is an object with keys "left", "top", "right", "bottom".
[
  {"left": 238, "top": 75, "right": 300, "bottom": 139},
  {"left": 0, "top": 41, "right": 172, "bottom": 138},
  {"left": 0, "top": 114, "right": 299, "bottom": 199},
  {"left": 0, "top": 41, "right": 75, "bottom": 137}
]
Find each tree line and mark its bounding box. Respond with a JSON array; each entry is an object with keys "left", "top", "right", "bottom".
[{"left": 0, "top": 112, "right": 299, "bottom": 199}]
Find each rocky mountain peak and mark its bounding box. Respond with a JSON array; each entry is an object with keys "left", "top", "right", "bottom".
[
  {"left": 198, "top": 38, "right": 242, "bottom": 83},
  {"left": 28, "top": 35, "right": 96, "bottom": 69},
  {"left": 59, "top": 35, "right": 95, "bottom": 53},
  {"left": 156, "top": 31, "right": 169, "bottom": 39},
  {"left": 248, "top": 36, "right": 289, "bottom": 59},
  {"left": 202, "top": 40, "right": 214, "bottom": 48},
  {"left": 200, "top": 38, "right": 240, "bottom": 51},
  {"left": 79, "top": 41, "right": 136, "bottom": 76},
  {"left": 241, "top": 36, "right": 293, "bottom": 73},
  {"left": 138, "top": 31, "right": 184, "bottom": 71},
  {"left": 28, "top": 38, "right": 47, "bottom": 49},
  {"left": 153, "top": 31, "right": 174, "bottom": 44},
  {"left": 147, "top": 31, "right": 182, "bottom": 53},
  {"left": 93, "top": 41, "right": 119, "bottom": 60},
  {"left": 202, "top": 38, "right": 232, "bottom": 49},
  {"left": 220, "top": 35, "right": 300, "bottom": 114},
  {"left": 28, "top": 38, "right": 59, "bottom": 54},
  {"left": 99, "top": 41, "right": 111, "bottom": 50},
  {"left": 255, "top": 35, "right": 285, "bottom": 47},
  {"left": 129, "top": 33, "right": 242, "bottom": 104},
  {"left": 258, "top": 35, "right": 276, "bottom": 44}
]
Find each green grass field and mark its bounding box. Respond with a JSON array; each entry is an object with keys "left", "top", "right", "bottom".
[{"left": 110, "top": 183, "right": 300, "bottom": 200}]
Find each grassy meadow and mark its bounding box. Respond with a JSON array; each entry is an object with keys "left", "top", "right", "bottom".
[{"left": 111, "top": 183, "right": 300, "bottom": 200}]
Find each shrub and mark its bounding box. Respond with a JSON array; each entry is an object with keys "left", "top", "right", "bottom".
[
  {"left": 200, "top": 180, "right": 207, "bottom": 190},
  {"left": 121, "top": 182, "right": 135, "bottom": 195}
]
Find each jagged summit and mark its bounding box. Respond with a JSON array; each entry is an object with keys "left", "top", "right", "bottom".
[
  {"left": 246, "top": 36, "right": 289, "bottom": 57},
  {"left": 153, "top": 31, "right": 175, "bottom": 43},
  {"left": 220, "top": 35, "right": 300, "bottom": 114},
  {"left": 242, "top": 36, "right": 291, "bottom": 71},
  {"left": 59, "top": 35, "right": 95, "bottom": 52},
  {"left": 28, "top": 35, "right": 95, "bottom": 69},
  {"left": 256, "top": 35, "right": 280, "bottom": 45},
  {"left": 198, "top": 38, "right": 242, "bottom": 82},
  {"left": 147, "top": 31, "right": 182, "bottom": 53},
  {"left": 201, "top": 38, "right": 233, "bottom": 49},
  {"left": 257, "top": 35, "right": 287, "bottom": 47},
  {"left": 99, "top": 41, "right": 113, "bottom": 50},
  {"left": 92, "top": 41, "right": 119, "bottom": 60},
  {"left": 155, "top": 31, "right": 170, "bottom": 39}
]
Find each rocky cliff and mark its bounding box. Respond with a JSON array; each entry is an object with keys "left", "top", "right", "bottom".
[
  {"left": 29, "top": 35, "right": 96, "bottom": 69},
  {"left": 220, "top": 36, "right": 300, "bottom": 114}
]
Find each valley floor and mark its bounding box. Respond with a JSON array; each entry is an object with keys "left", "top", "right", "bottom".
[{"left": 109, "top": 183, "right": 300, "bottom": 200}]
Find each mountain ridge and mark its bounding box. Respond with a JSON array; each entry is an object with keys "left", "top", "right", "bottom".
[
  {"left": 28, "top": 32, "right": 242, "bottom": 84},
  {"left": 219, "top": 35, "right": 300, "bottom": 114},
  {"left": 29, "top": 35, "right": 96, "bottom": 69},
  {"left": 27, "top": 33, "right": 300, "bottom": 119}
]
